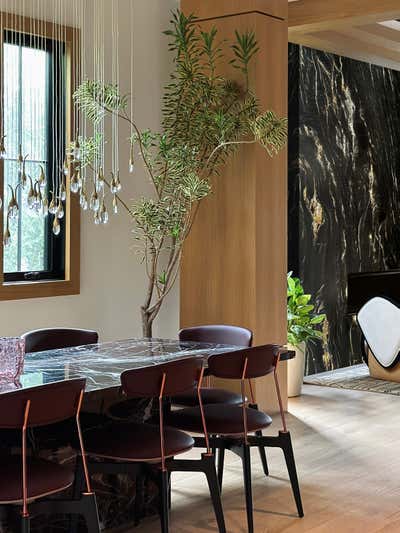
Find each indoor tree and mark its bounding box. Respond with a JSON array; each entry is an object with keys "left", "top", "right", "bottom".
[{"left": 73, "top": 10, "right": 288, "bottom": 336}]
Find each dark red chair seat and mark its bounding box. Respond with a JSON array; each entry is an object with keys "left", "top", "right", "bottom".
[
  {"left": 172, "top": 388, "right": 244, "bottom": 407},
  {"left": 85, "top": 423, "right": 194, "bottom": 462},
  {"left": 0, "top": 456, "right": 74, "bottom": 504},
  {"left": 167, "top": 405, "right": 272, "bottom": 436}
]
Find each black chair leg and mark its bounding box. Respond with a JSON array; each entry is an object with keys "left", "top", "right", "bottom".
[
  {"left": 241, "top": 444, "right": 254, "bottom": 533},
  {"left": 255, "top": 430, "right": 269, "bottom": 477},
  {"left": 217, "top": 446, "right": 225, "bottom": 490},
  {"left": 81, "top": 492, "right": 101, "bottom": 533},
  {"left": 70, "top": 457, "right": 85, "bottom": 533},
  {"left": 134, "top": 472, "right": 145, "bottom": 526},
  {"left": 168, "top": 472, "right": 172, "bottom": 510},
  {"left": 280, "top": 431, "right": 304, "bottom": 518},
  {"left": 21, "top": 515, "right": 30, "bottom": 533},
  {"left": 159, "top": 470, "right": 170, "bottom": 533},
  {"left": 203, "top": 455, "right": 226, "bottom": 533}
]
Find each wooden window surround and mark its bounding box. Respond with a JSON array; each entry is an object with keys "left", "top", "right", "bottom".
[{"left": 0, "top": 12, "right": 80, "bottom": 301}]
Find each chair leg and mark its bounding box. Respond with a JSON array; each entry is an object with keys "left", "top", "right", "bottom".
[
  {"left": 255, "top": 430, "right": 269, "bottom": 477},
  {"left": 20, "top": 515, "right": 30, "bottom": 533},
  {"left": 168, "top": 472, "right": 172, "bottom": 510},
  {"left": 241, "top": 444, "right": 254, "bottom": 533},
  {"left": 159, "top": 470, "right": 170, "bottom": 533},
  {"left": 217, "top": 446, "right": 225, "bottom": 490},
  {"left": 81, "top": 493, "right": 101, "bottom": 533},
  {"left": 203, "top": 455, "right": 226, "bottom": 533},
  {"left": 280, "top": 431, "right": 304, "bottom": 518},
  {"left": 134, "top": 472, "right": 145, "bottom": 526},
  {"left": 70, "top": 457, "right": 85, "bottom": 533}
]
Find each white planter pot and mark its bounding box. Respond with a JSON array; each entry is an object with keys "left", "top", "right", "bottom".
[{"left": 287, "top": 342, "right": 306, "bottom": 397}]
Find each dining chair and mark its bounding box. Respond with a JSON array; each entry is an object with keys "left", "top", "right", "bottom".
[
  {"left": 22, "top": 328, "right": 99, "bottom": 354},
  {"left": 170, "top": 325, "right": 270, "bottom": 479},
  {"left": 172, "top": 325, "right": 253, "bottom": 407},
  {"left": 0, "top": 379, "right": 100, "bottom": 533},
  {"left": 166, "top": 344, "right": 304, "bottom": 533},
  {"left": 83, "top": 358, "right": 226, "bottom": 533}
]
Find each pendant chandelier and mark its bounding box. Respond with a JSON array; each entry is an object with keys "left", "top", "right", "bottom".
[{"left": 0, "top": 0, "right": 135, "bottom": 245}]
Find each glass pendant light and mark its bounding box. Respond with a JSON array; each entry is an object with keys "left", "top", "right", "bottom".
[
  {"left": 49, "top": 193, "right": 57, "bottom": 215},
  {"left": 60, "top": 181, "right": 67, "bottom": 202},
  {"left": 3, "top": 216, "right": 11, "bottom": 246},
  {"left": 90, "top": 190, "right": 100, "bottom": 211},
  {"left": 80, "top": 190, "right": 88, "bottom": 211},
  {"left": 57, "top": 201, "right": 64, "bottom": 219},
  {"left": 52, "top": 216, "right": 61, "bottom": 236},
  {"left": 38, "top": 165, "right": 46, "bottom": 189},
  {"left": 0, "top": 135, "right": 6, "bottom": 159}
]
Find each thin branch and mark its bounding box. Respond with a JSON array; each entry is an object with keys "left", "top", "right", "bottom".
[{"left": 203, "top": 139, "right": 256, "bottom": 175}]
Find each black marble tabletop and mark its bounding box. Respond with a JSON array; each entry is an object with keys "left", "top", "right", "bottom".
[{"left": 0, "top": 338, "right": 294, "bottom": 395}]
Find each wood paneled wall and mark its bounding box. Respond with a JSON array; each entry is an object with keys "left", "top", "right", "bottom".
[{"left": 180, "top": 0, "right": 288, "bottom": 411}]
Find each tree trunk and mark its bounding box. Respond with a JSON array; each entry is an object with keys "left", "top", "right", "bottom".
[{"left": 141, "top": 307, "right": 154, "bottom": 338}]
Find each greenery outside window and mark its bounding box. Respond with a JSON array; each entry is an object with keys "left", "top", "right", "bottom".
[
  {"left": 0, "top": 13, "right": 80, "bottom": 300},
  {"left": 3, "top": 30, "right": 66, "bottom": 283}
]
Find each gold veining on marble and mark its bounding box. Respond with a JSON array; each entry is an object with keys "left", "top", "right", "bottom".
[{"left": 303, "top": 186, "right": 324, "bottom": 240}]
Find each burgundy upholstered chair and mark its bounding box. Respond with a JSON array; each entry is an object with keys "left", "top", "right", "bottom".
[
  {"left": 167, "top": 344, "right": 304, "bottom": 533},
  {"left": 0, "top": 379, "right": 100, "bottom": 533},
  {"left": 22, "top": 328, "right": 99, "bottom": 354},
  {"left": 172, "top": 325, "right": 253, "bottom": 407},
  {"left": 84, "top": 358, "right": 226, "bottom": 533}
]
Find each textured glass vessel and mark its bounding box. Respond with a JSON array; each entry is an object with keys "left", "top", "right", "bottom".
[{"left": 0, "top": 337, "right": 25, "bottom": 383}]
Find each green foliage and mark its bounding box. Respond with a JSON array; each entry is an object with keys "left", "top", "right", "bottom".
[
  {"left": 73, "top": 81, "right": 128, "bottom": 124},
  {"left": 73, "top": 9, "right": 288, "bottom": 329},
  {"left": 69, "top": 134, "right": 103, "bottom": 169},
  {"left": 230, "top": 30, "right": 259, "bottom": 87},
  {"left": 287, "top": 272, "right": 326, "bottom": 347},
  {"left": 252, "top": 111, "right": 288, "bottom": 156}
]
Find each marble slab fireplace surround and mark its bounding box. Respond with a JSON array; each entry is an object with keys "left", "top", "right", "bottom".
[{"left": 288, "top": 43, "right": 400, "bottom": 375}]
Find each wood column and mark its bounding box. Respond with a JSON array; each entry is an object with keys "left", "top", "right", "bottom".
[{"left": 180, "top": 0, "right": 288, "bottom": 411}]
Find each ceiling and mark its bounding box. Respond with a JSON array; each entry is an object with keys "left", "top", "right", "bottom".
[{"left": 289, "top": 1, "right": 400, "bottom": 71}]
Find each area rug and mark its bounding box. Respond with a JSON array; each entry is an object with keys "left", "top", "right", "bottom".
[{"left": 304, "top": 364, "right": 400, "bottom": 396}]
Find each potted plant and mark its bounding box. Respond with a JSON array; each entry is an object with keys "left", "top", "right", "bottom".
[
  {"left": 72, "top": 11, "right": 288, "bottom": 337},
  {"left": 287, "top": 272, "right": 326, "bottom": 397}
]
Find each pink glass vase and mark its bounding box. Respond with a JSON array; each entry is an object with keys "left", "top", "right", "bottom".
[{"left": 0, "top": 337, "right": 25, "bottom": 383}]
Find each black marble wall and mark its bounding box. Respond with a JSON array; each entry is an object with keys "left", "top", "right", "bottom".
[{"left": 288, "top": 44, "right": 400, "bottom": 374}]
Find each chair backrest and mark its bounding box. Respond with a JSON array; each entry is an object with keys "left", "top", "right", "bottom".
[
  {"left": 0, "top": 378, "right": 86, "bottom": 429},
  {"left": 357, "top": 296, "right": 400, "bottom": 368},
  {"left": 121, "top": 358, "right": 202, "bottom": 399},
  {"left": 179, "top": 325, "right": 253, "bottom": 347},
  {"left": 22, "top": 328, "right": 99, "bottom": 354},
  {"left": 208, "top": 344, "right": 282, "bottom": 380}
]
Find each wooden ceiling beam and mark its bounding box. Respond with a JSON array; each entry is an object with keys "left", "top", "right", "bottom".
[{"left": 289, "top": 0, "right": 400, "bottom": 32}]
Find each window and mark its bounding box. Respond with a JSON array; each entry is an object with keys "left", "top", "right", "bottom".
[
  {"left": 0, "top": 13, "right": 80, "bottom": 300},
  {"left": 3, "top": 30, "right": 65, "bottom": 283}
]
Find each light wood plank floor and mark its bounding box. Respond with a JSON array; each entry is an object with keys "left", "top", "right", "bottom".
[{"left": 127, "top": 385, "right": 400, "bottom": 533}]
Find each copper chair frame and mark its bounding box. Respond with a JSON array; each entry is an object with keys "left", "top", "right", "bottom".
[
  {"left": 190, "top": 346, "right": 303, "bottom": 533},
  {"left": 0, "top": 382, "right": 100, "bottom": 533},
  {"left": 82, "top": 359, "right": 226, "bottom": 533}
]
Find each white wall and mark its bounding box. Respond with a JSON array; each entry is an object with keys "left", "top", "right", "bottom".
[{"left": 0, "top": 0, "right": 180, "bottom": 340}]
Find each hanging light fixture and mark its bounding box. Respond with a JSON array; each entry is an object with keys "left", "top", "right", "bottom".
[{"left": 1, "top": 0, "right": 135, "bottom": 246}]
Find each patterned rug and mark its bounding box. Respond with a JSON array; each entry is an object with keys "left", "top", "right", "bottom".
[{"left": 304, "top": 364, "right": 400, "bottom": 396}]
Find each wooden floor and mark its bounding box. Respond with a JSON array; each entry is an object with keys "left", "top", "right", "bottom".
[{"left": 132, "top": 385, "right": 400, "bottom": 533}]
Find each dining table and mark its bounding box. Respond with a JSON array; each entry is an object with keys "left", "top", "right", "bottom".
[{"left": 0, "top": 337, "right": 294, "bottom": 532}]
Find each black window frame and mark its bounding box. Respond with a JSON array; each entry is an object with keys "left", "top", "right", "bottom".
[{"left": 3, "top": 29, "right": 66, "bottom": 283}]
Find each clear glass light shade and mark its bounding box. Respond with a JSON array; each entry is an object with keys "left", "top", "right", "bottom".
[{"left": 52, "top": 217, "right": 61, "bottom": 236}]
